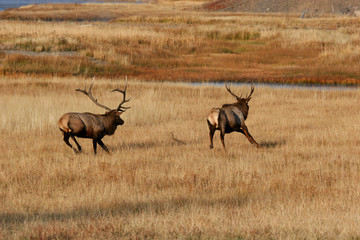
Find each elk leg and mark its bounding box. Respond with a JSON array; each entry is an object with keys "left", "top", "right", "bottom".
[
  {"left": 209, "top": 129, "right": 215, "bottom": 149},
  {"left": 98, "top": 139, "right": 109, "bottom": 153},
  {"left": 207, "top": 121, "right": 216, "bottom": 149},
  {"left": 220, "top": 132, "right": 226, "bottom": 150},
  {"left": 219, "top": 119, "right": 226, "bottom": 150},
  {"left": 241, "top": 125, "right": 259, "bottom": 148},
  {"left": 63, "top": 134, "right": 79, "bottom": 154},
  {"left": 70, "top": 135, "right": 82, "bottom": 153},
  {"left": 92, "top": 139, "right": 98, "bottom": 154}
]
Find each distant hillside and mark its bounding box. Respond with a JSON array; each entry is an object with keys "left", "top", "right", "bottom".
[{"left": 202, "top": 0, "right": 360, "bottom": 15}]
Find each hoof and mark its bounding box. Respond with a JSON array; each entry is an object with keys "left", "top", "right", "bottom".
[{"left": 210, "top": 145, "right": 213, "bottom": 149}]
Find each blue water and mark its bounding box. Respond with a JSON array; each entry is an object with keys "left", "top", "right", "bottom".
[
  {"left": 190, "top": 82, "right": 358, "bottom": 91},
  {"left": 0, "top": 0, "right": 143, "bottom": 11}
]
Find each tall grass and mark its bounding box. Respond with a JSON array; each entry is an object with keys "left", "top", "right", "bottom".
[{"left": 1, "top": 76, "right": 360, "bottom": 239}]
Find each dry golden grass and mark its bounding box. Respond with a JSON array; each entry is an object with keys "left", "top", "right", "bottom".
[
  {"left": 1, "top": 76, "right": 360, "bottom": 239},
  {"left": 0, "top": 1, "right": 360, "bottom": 84}
]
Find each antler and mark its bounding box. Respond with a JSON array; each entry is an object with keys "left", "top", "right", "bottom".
[
  {"left": 112, "top": 76, "right": 131, "bottom": 112},
  {"left": 245, "top": 83, "right": 255, "bottom": 103},
  {"left": 76, "top": 77, "right": 112, "bottom": 111},
  {"left": 225, "top": 82, "right": 241, "bottom": 100}
]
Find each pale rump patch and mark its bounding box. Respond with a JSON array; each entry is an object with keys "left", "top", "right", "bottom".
[
  {"left": 58, "top": 116, "right": 70, "bottom": 133},
  {"left": 207, "top": 108, "right": 220, "bottom": 128}
]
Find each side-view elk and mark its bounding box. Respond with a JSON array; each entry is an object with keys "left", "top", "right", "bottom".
[
  {"left": 207, "top": 82, "right": 259, "bottom": 150},
  {"left": 58, "top": 77, "right": 130, "bottom": 154}
]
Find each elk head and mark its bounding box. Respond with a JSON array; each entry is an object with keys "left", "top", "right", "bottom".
[{"left": 223, "top": 82, "right": 255, "bottom": 120}]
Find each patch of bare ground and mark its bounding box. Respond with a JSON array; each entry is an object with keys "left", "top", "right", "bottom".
[{"left": 202, "top": 0, "right": 360, "bottom": 16}]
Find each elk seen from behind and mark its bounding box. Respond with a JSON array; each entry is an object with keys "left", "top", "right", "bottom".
[
  {"left": 207, "top": 82, "right": 259, "bottom": 150},
  {"left": 58, "top": 77, "right": 130, "bottom": 154}
]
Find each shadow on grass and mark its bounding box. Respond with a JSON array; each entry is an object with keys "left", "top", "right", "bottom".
[
  {"left": 1, "top": 195, "right": 248, "bottom": 225},
  {"left": 111, "top": 135, "right": 188, "bottom": 152},
  {"left": 113, "top": 141, "right": 157, "bottom": 151},
  {"left": 259, "top": 140, "right": 286, "bottom": 149}
]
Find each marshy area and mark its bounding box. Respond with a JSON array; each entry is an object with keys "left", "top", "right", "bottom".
[{"left": 1, "top": 0, "right": 360, "bottom": 85}]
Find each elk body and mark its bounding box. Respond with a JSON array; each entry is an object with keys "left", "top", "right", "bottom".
[
  {"left": 58, "top": 78, "right": 130, "bottom": 154},
  {"left": 207, "top": 83, "right": 259, "bottom": 150}
]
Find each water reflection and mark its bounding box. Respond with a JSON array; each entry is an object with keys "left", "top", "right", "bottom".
[{"left": 0, "top": 0, "right": 143, "bottom": 11}]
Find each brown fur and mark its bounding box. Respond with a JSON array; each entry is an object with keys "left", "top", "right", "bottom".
[
  {"left": 58, "top": 110, "right": 124, "bottom": 154},
  {"left": 221, "top": 100, "right": 249, "bottom": 120}
]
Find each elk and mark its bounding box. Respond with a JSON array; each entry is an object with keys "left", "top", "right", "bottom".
[
  {"left": 58, "top": 77, "right": 130, "bottom": 154},
  {"left": 207, "top": 82, "right": 259, "bottom": 150}
]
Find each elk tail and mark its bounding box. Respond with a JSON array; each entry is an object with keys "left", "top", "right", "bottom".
[{"left": 58, "top": 117, "right": 71, "bottom": 133}]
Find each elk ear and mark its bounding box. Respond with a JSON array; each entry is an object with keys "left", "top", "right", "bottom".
[{"left": 115, "top": 111, "right": 123, "bottom": 116}]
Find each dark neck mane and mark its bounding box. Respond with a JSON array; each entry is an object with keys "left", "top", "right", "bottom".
[{"left": 222, "top": 100, "right": 249, "bottom": 119}]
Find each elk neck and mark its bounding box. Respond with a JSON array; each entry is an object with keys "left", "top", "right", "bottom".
[
  {"left": 222, "top": 100, "right": 249, "bottom": 119},
  {"left": 100, "top": 110, "right": 123, "bottom": 135}
]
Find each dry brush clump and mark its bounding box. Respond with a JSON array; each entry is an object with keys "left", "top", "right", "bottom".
[{"left": 1, "top": 76, "right": 360, "bottom": 239}]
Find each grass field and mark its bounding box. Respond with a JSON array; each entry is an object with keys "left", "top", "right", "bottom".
[
  {"left": 1, "top": 76, "right": 360, "bottom": 239},
  {"left": 1, "top": 1, "right": 360, "bottom": 84}
]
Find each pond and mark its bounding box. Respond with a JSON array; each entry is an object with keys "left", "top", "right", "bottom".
[
  {"left": 0, "top": 0, "right": 143, "bottom": 11},
  {"left": 190, "top": 82, "right": 358, "bottom": 91}
]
